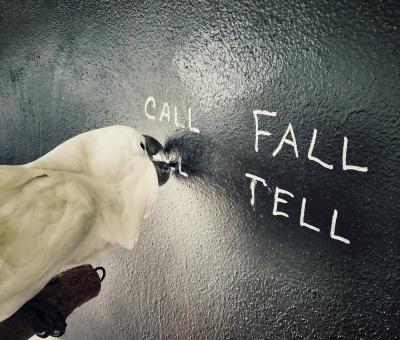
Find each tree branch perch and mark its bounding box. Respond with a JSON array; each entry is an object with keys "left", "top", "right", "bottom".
[{"left": 0, "top": 264, "right": 104, "bottom": 340}]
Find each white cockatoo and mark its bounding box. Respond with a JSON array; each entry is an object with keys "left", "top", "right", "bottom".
[{"left": 0, "top": 125, "right": 171, "bottom": 330}]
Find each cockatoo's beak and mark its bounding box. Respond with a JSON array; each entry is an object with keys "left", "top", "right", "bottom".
[{"left": 144, "top": 135, "right": 171, "bottom": 186}]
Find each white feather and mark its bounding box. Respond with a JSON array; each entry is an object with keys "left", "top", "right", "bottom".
[{"left": 0, "top": 125, "right": 159, "bottom": 321}]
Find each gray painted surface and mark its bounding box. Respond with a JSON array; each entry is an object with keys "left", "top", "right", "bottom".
[{"left": 1, "top": 0, "right": 400, "bottom": 339}]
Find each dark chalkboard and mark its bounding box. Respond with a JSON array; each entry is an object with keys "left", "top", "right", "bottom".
[{"left": 0, "top": 0, "right": 399, "bottom": 339}]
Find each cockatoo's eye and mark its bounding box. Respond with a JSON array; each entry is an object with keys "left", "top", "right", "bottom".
[{"left": 140, "top": 142, "right": 145, "bottom": 150}]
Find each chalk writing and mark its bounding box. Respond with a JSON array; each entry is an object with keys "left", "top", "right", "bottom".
[
  {"left": 253, "top": 111, "right": 368, "bottom": 172},
  {"left": 144, "top": 96, "right": 365, "bottom": 245},
  {"left": 300, "top": 198, "right": 320, "bottom": 232},
  {"left": 308, "top": 129, "right": 333, "bottom": 170},
  {"left": 272, "top": 123, "right": 298, "bottom": 158},
  {"left": 343, "top": 137, "right": 368, "bottom": 172},
  {"left": 245, "top": 173, "right": 271, "bottom": 206},
  {"left": 247, "top": 110, "right": 369, "bottom": 245},
  {"left": 253, "top": 110, "right": 276, "bottom": 152},
  {"left": 273, "top": 187, "right": 294, "bottom": 218},
  {"left": 176, "top": 156, "right": 188, "bottom": 177},
  {"left": 145, "top": 96, "right": 200, "bottom": 133},
  {"left": 245, "top": 174, "right": 350, "bottom": 244}
]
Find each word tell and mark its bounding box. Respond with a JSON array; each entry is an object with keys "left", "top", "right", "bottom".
[{"left": 245, "top": 173, "right": 350, "bottom": 244}]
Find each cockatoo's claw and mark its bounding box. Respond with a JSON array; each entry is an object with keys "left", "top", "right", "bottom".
[{"left": 21, "top": 299, "right": 67, "bottom": 338}]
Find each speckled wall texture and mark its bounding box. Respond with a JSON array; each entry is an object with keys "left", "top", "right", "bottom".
[{"left": 1, "top": 0, "right": 399, "bottom": 339}]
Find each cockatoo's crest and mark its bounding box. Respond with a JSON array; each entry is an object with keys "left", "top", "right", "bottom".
[{"left": 26, "top": 125, "right": 149, "bottom": 182}]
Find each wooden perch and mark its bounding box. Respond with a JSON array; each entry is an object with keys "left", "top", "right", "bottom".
[{"left": 0, "top": 264, "right": 104, "bottom": 340}]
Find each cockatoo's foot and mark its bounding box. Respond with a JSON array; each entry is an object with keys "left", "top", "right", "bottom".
[{"left": 21, "top": 299, "right": 67, "bottom": 338}]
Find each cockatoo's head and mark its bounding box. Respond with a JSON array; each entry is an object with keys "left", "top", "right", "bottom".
[
  {"left": 29, "top": 125, "right": 171, "bottom": 186},
  {"left": 85, "top": 126, "right": 171, "bottom": 186}
]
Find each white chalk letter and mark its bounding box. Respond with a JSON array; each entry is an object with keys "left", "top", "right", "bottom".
[
  {"left": 308, "top": 129, "right": 333, "bottom": 170},
  {"left": 273, "top": 187, "right": 294, "bottom": 218},
  {"left": 300, "top": 198, "right": 320, "bottom": 232},
  {"left": 342, "top": 137, "right": 368, "bottom": 172},
  {"left": 188, "top": 107, "right": 200, "bottom": 133},
  {"left": 160, "top": 102, "right": 171, "bottom": 122},
  {"left": 245, "top": 173, "right": 269, "bottom": 206},
  {"left": 177, "top": 156, "right": 188, "bottom": 177},
  {"left": 253, "top": 110, "right": 277, "bottom": 152},
  {"left": 145, "top": 96, "right": 156, "bottom": 120},
  {"left": 272, "top": 123, "right": 299, "bottom": 158},
  {"left": 174, "top": 106, "right": 185, "bottom": 128},
  {"left": 330, "top": 209, "right": 350, "bottom": 244}
]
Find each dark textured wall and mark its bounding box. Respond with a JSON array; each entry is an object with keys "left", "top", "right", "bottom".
[{"left": 1, "top": 1, "right": 399, "bottom": 339}]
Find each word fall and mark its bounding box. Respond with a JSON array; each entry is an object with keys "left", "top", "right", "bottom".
[{"left": 253, "top": 110, "right": 368, "bottom": 172}]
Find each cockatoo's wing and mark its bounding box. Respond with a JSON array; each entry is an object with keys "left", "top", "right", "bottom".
[{"left": 0, "top": 165, "right": 99, "bottom": 321}]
